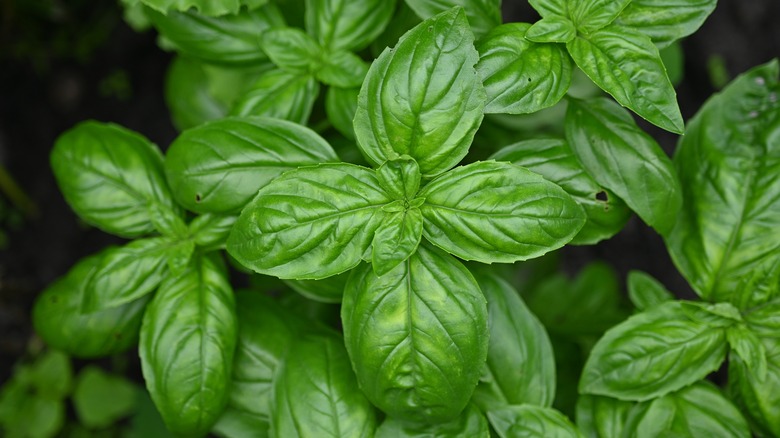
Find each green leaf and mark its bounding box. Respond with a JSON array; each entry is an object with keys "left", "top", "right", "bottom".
[
  {"left": 488, "top": 405, "right": 582, "bottom": 438},
  {"left": 568, "top": 0, "right": 631, "bottom": 34},
  {"left": 164, "top": 56, "right": 229, "bottom": 131},
  {"left": 372, "top": 208, "right": 424, "bottom": 276},
  {"left": 490, "top": 139, "right": 631, "bottom": 246},
  {"left": 27, "top": 350, "right": 73, "bottom": 400},
  {"left": 526, "top": 17, "right": 577, "bottom": 43},
  {"left": 149, "top": 203, "right": 189, "bottom": 239},
  {"left": 147, "top": 4, "right": 285, "bottom": 66},
  {"left": 376, "top": 156, "right": 422, "bottom": 201},
  {"left": 404, "top": 0, "right": 501, "bottom": 37},
  {"left": 665, "top": 60, "right": 780, "bottom": 307},
  {"left": 528, "top": 0, "right": 567, "bottom": 19},
  {"left": 325, "top": 86, "right": 359, "bottom": 140},
  {"left": 73, "top": 366, "right": 137, "bottom": 429},
  {"left": 271, "top": 334, "right": 377, "bottom": 437},
  {"left": 230, "top": 69, "right": 319, "bottom": 124},
  {"left": 0, "top": 379, "right": 64, "bottom": 438},
  {"left": 165, "top": 116, "right": 338, "bottom": 214},
  {"left": 579, "top": 301, "right": 729, "bottom": 401},
  {"left": 32, "top": 253, "right": 150, "bottom": 358},
  {"left": 188, "top": 213, "right": 237, "bottom": 250},
  {"left": 227, "top": 163, "right": 391, "bottom": 279},
  {"left": 566, "top": 25, "right": 684, "bottom": 133},
  {"left": 375, "top": 403, "right": 489, "bottom": 437},
  {"left": 82, "top": 237, "right": 171, "bottom": 312},
  {"left": 728, "top": 336, "right": 780, "bottom": 437},
  {"left": 575, "top": 395, "right": 635, "bottom": 438},
  {"left": 261, "top": 27, "right": 322, "bottom": 73},
  {"left": 51, "top": 121, "right": 178, "bottom": 238},
  {"left": 341, "top": 244, "right": 488, "bottom": 422},
  {"left": 727, "top": 325, "right": 768, "bottom": 382},
  {"left": 419, "top": 161, "right": 586, "bottom": 263},
  {"left": 471, "top": 269, "right": 556, "bottom": 411},
  {"left": 565, "top": 97, "right": 682, "bottom": 235},
  {"left": 627, "top": 270, "right": 674, "bottom": 311},
  {"left": 139, "top": 0, "right": 268, "bottom": 17},
  {"left": 316, "top": 50, "right": 369, "bottom": 88},
  {"left": 622, "top": 382, "right": 750, "bottom": 438},
  {"left": 476, "top": 23, "right": 572, "bottom": 114},
  {"left": 139, "top": 255, "right": 237, "bottom": 436},
  {"left": 616, "top": 0, "right": 717, "bottom": 48},
  {"left": 283, "top": 271, "right": 350, "bottom": 303},
  {"left": 305, "top": 0, "right": 396, "bottom": 51},
  {"left": 354, "top": 7, "right": 485, "bottom": 177}
]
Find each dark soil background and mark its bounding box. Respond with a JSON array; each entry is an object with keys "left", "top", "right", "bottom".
[{"left": 1, "top": 0, "right": 779, "bottom": 387}]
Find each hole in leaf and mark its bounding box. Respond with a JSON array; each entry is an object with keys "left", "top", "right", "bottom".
[
  {"left": 527, "top": 77, "right": 532, "bottom": 83},
  {"left": 428, "top": 26, "right": 433, "bottom": 32},
  {"left": 595, "top": 191, "right": 608, "bottom": 202},
  {"left": 195, "top": 194, "right": 202, "bottom": 203}
]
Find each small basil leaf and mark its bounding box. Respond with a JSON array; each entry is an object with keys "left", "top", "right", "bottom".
[
  {"left": 82, "top": 237, "right": 171, "bottom": 313},
  {"left": 305, "top": 0, "right": 396, "bottom": 52},
  {"left": 528, "top": 0, "right": 567, "bottom": 19},
  {"left": 745, "top": 298, "right": 780, "bottom": 336},
  {"left": 567, "top": 25, "right": 684, "bottom": 133},
  {"left": 376, "top": 157, "right": 422, "bottom": 201},
  {"left": 147, "top": 4, "right": 285, "bottom": 66},
  {"left": 616, "top": 0, "right": 717, "bottom": 48},
  {"left": 0, "top": 381, "right": 64, "bottom": 438},
  {"left": 227, "top": 163, "right": 392, "bottom": 279},
  {"left": 325, "top": 86, "right": 359, "bottom": 140},
  {"left": 372, "top": 208, "right": 424, "bottom": 276},
  {"left": 261, "top": 27, "right": 321, "bottom": 73},
  {"left": 139, "top": 255, "right": 237, "bottom": 436},
  {"left": 404, "top": 0, "right": 501, "bottom": 37},
  {"left": 488, "top": 405, "right": 582, "bottom": 438},
  {"left": 476, "top": 23, "right": 572, "bottom": 114},
  {"left": 568, "top": 0, "right": 631, "bottom": 34},
  {"left": 490, "top": 139, "right": 631, "bottom": 246},
  {"left": 354, "top": 7, "right": 485, "bottom": 177},
  {"left": 165, "top": 116, "right": 338, "bottom": 214},
  {"left": 565, "top": 97, "right": 682, "bottom": 235},
  {"left": 626, "top": 270, "right": 674, "bottom": 311},
  {"left": 188, "top": 213, "right": 237, "bottom": 250},
  {"left": 271, "top": 334, "right": 377, "bottom": 437},
  {"left": 665, "top": 60, "right": 780, "bottom": 307},
  {"left": 575, "top": 395, "right": 635, "bottom": 438},
  {"left": 139, "top": 0, "right": 268, "bottom": 17},
  {"left": 376, "top": 403, "right": 489, "bottom": 437},
  {"left": 283, "top": 271, "right": 350, "bottom": 304},
  {"left": 165, "top": 239, "right": 195, "bottom": 275},
  {"left": 471, "top": 269, "right": 556, "bottom": 410},
  {"left": 526, "top": 17, "right": 577, "bottom": 43},
  {"left": 72, "top": 366, "right": 137, "bottom": 429},
  {"left": 728, "top": 336, "right": 780, "bottom": 437},
  {"left": 316, "top": 50, "right": 369, "bottom": 88},
  {"left": 727, "top": 325, "right": 768, "bottom": 381},
  {"left": 51, "top": 121, "right": 177, "bottom": 238},
  {"left": 164, "top": 56, "right": 229, "bottom": 131},
  {"left": 148, "top": 203, "right": 188, "bottom": 239},
  {"left": 682, "top": 302, "right": 742, "bottom": 328},
  {"left": 419, "top": 161, "right": 586, "bottom": 263},
  {"left": 32, "top": 252, "right": 150, "bottom": 358},
  {"left": 579, "top": 301, "right": 729, "bottom": 401},
  {"left": 230, "top": 69, "right": 319, "bottom": 124},
  {"left": 341, "top": 244, "right": 488, "bottom": 422}
]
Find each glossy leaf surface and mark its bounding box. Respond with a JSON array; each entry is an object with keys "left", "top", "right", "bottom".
[
  {"left": 565, "top": 97, "right": 682, "bottom": 235},
  {"left": 376, "top": 157, "right": 422, "bottom": 201},
  {"left": 261, "top": 27, "right": 321, "bottom": 73},
  {"left": 51, "top": 121, "right": 177, "bottom": 238},
  {"left": 375, "top": 403, "right": 488, "bottom": 437},
  {"left": 616, "top": 0, "right": 717, "bottom": 48},
  {"left": 727, "top": 324, "right": 768, "bottom": 381},
  {"left": 230, "top": 69, "right": 319, "bottom": 124},
  {"left": 419, "top": 161, "right": 586, "bottom": 263},
  {"left": 372, "top": 208, "right": 424, "bottom": 276},
  {"left": 316, "top": 50, "right": 369, "bottom": 88},
  {"left": 568, "top": 0, "right": 630, "bottom": 34},
  {"left": 575, "top": 395, "right": 634, "bottom": 438},
  {"left": 354, "top": 8, "right": 485, "bottom": 177},
  {"left": 305, "top": 0, "right": 396, "bottom": 51},
  {"left": 165, "top": 117, "right": 338, "bottom": 214},
  {"left": 666, "top": 60, "right": 780, "bottom": 307},
  {"left": 626, "top": 270, "right": 674, "bottom": 311},
  {"left": 325, "top": 86, "right": 359, "bottom": 140},
  {"left": 525, "top": 17, "right": 576, "bottom": 43},
  {"left": 404, "top": 0, "right": 501, "bottom": 37},
  {"left": 188, "top": 213, "right": 237, "bottom": 250},
  {"left": 227, "top": 164, "right": 391, "bottom": 279},
  {"left": 567, "top": 25, "right": 684, "bottom": 133},
  {"left": 488, "top": 405, "right": 582, "bottom": 438},
  {"left": 140, "top": 0, "right": 268, "bottom": 17},
  {"left": 729, "top": 335, "right": 780, "bottom": 437},
  {"left": 342, "top": 244, "right": 488, "bottom": 422},
  {"left": 476, "top": 23, "right": 572, "bottom": 114}
]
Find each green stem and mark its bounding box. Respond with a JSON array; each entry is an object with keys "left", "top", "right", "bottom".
[{"left": 0, "top": 164, "right": 38, "bottom": 218}]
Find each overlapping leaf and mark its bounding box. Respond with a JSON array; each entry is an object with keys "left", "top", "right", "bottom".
[
  {"left": 488, "top": 405, "right": 582, "bottom": 438},
  {"left": 230, "top": 70, "right": 319, "bottom": 124},
  {"left": 139, "top": 0, "right": 268, "bottom": 17},
  {"left": 305, "top": 0, "right": 396, "bottom": 51},
  {"left": 404, "top": 0, "right": 501, "bottom": 37},
  {"left": 616, "top": 0, "right": 717, "bottom": 48}
]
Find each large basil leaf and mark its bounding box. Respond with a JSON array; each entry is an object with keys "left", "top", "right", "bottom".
[
  {"left": 666, "top": 60, "right": 780, "bottom": 307},
  {"left": 622, "top": 382, "right": 750, "bottom": 438},
  {"left": 32, "top": 252, "right": 150, "bottom": 358},
  {"left": 567, "top": 25, "right": 683, "bottom": 133},
  {"left": 575, "top": 395, "right": 634, "bottom": 438},
  {"left": 729, "top": 336, "right": 780, "bottom": 437},
  {"left": 471, "top": 269, "right": 556, "bottom": 411},
  {"left": 305, "top": 0, "right": 396, "bottom": 51},
  {"left": 283, "top": 271, "right": 350, "bottom": 304},
  {"left": 164, "top": 56, "right": 229, "bottom": 131},
  {"left": 139, "top": 255, "right": 237, "bottom": 436},
  {"left": 212, "top": 292, "right": 307, "bottom": 437},
  {"left": 491, "top": 139, "right": 631, "bottom": 245},
  {"left": 140, "top": 0, "right": 267, "bottom": 16},
  {"left": 579, "top": 301, "right": 729, "bottom": 401},
  {"left": 376, "top": 403, "right": 488, "bottom": 437},
  {"left": 341, "top": 244, "right": 488, "bottom": 422},
  {"left": 488, "top": 405, "right": 582, "bottom": 438},
  {"left": 568, "top": 0, "right": 631, "bottom": 34},
  {"left": 230, "top": 69, "right": 319, "bottom": 124},
  {"left": 147, "top": 4, "right": 284, "bottom": 66},
  {"left": 165, "top": 116, "right": 338, "bottom": 214},
  {"left": 354, "top": 7, "right": 485, "bottom": 177},
  {"left": 476, "top": 23, "right": 572, "bottom": 115},
  {"left": 51, "top": 121, "right": 178, "bottom": 238},
  {"left": 271, "top": 334, "right": 377, "bottom": 437},
  {"left": 565, "top": 97, "right": 682, "bottom": 235},
  {"left": 626, "top": 270, "right": 674, "bottom": 311},
  {"left": 419, "top": 161, "right": 585, "bottom": 263},
  {"left": 404, "top": 0, "right": 501, "bottom": 37},
  {"left": 616, "top": 0, "right": 717, "bottom": 48},
  {"left": 325, "top": 86, "right": 359, "bottom": 140},
  {"left": 82, "top": 237, "right": 171, "bottom": 312},
  {"left": 227, "top": 163, "right": 391, "bottom": 279}
]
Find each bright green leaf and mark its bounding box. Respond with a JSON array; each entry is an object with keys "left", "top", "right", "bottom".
[
  {"left": 188, "top": 213, "right": 237, "bottom": 250},
  {"left": 528, "top": 0, "right": 567, "bottom": 19},
  {"left": 0, "top": 380, "right": 64, "bottom": 438},
  {"left": 727, "top": 325, "right": 768, "bottom": 382},
  {"left": 325, "top": 86, "right": 359, "bottom": 140},
  {"left": 73, "top": 366, "right": 137, "bottom": 429},
  {"left": 526, "top": 17, "right": 577, "bottom": 43},
  {"left": 575, "top": 395, "right": 635, "bottom": 438},
  {"left": 230, "top": 69, "right": 319, "bottom": 124},
  {"left": 729, "top": 336, "right": 780, "bottom": 437},
  {"left": 139, "top": 0, "right": 268, "bottom": 17},
  {"left": 316, "top": 50, "right": 369, "bottom": 88},
  {"left": 375, "top": 403, "right": 489, "bottom": 437},
  {"left": 404, "top": 0, "right": 501, "bottom": 37},
  {"left": 488, "top": 405, "right": 582, "bottom": 438},
  {"left": 568, "top": 0, "right": 631, "bottom": 34},
  {"left": 261, "top": 27, "right": 321, "bottom": 73},
  {"left": 305, "top": 0, "right": 396, "bottom": 51},
  {"left": 376, "top": 157, "right": 422, "bottom": 201},
  {"left": 627, "top": 270, "right": 674, "bottom": 311},
  {"left": 616, "top": 0, "right": 717, "bottom": 48},
  {"left": 372, "top": 208, "right": 424, "bottom": 276},
  {"left": 164, "top": 56, "right": 230, "bottom": 131}
]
